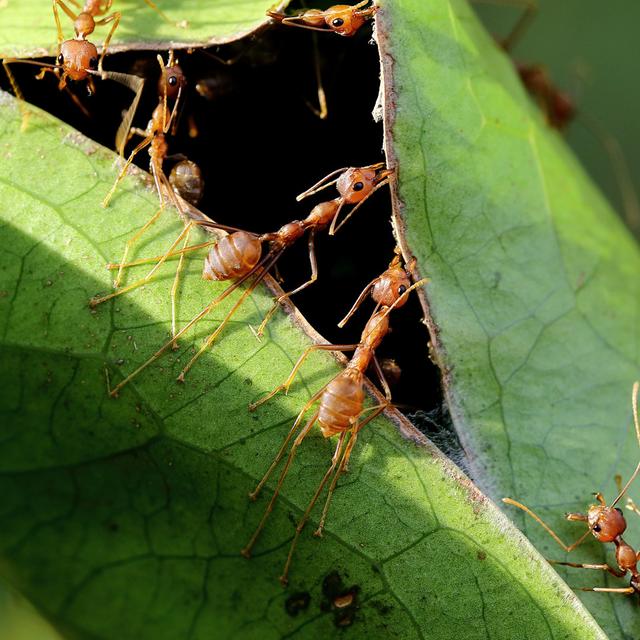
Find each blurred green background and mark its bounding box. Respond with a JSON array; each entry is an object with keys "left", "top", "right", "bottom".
[
  {"left": 1, "top": 0, "right": 638, "bottom": 637},
  {"left": 476, "top": 0, "right": 640, "bottom": 237},
  {"left": 0, "top": 581, "right": 61, "bottom": 640}
]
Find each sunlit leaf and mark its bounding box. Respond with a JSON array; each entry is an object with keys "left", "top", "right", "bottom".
[
  {"left": 376, "top": 1, "right": 640, "bottom": 638},
  {"left": 0, "top": 89, "right": 606, "bottom": 639},
  {"left": 0, "top": 0, "right": 290, "bottom": 58}
]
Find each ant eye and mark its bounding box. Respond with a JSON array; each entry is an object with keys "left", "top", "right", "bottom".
[
  {"left": 592, "top": 524, "right": 601, "bottom": 533},
  {"left": 332, "top": 17, "right": 344, "bottom": 27},
  {"left": 57, "top": 54, "right": 64, "bottom": 65},
  {"left": 353, "top": 181, "right": 364, "bottom": 191},
  {"left": 398, "top": 285, "right": 407, "bottom": 295},
  {"left": 89, "top": 57, "right": 98, "bottom": 70},
  {"left": 168, "top": 76, "right": 178, "bottom": 86}
]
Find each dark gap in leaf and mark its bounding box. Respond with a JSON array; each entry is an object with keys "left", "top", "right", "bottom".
[{"left": 0, "top": 12, "right": 464, "bottom": 463}]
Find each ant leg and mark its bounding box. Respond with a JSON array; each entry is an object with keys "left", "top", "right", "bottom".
[
  {"left": 371, "top": 355, "right": 392, "bottom": 402},
  {"left": 279, "top": 432, "right": 348, "bottom": 586},
  {"left": 170, "top": 222, "right": 194, "bottom": 347},
  {"left": 248, "top": 343, "right": 358, "bottom": 411},
  {"left": 312, "top": 406, "right": 388, "bottom": 539},
  {"left": 579, "top": 586, "right": 635, "bottom": 595},
  {"left": 305, "top": 34, "right": 328, "bottom": 120},
  {"left": 470, "top": 0, "right": 538, "bottom": 52},
  {"left": 108, "top": 254, "right": 276, "bottom": 397},
  {"left": 176, "top": 267, "right": 275, "bottom": 382},
  {"left": 102, "top": 135, "right": 151, "bottom": 208},
  {"left": 611, "top": 382, "right": 640, "bottom": 507},
  {"left": 249, "top": 385, "right": 329, "bottom": 502},
  {"left": 96, "top": 11, "right": 121, "bottom": 74},
  {"left": 502, "top": 498, "right": 592, "bottom": 552},
  {"left": 90, "top": 218, "right": 196, "bottom": 305},
  {"left": 142, "top": 0, "right": 188, "bottom": 28},
  {"left": 53, "top": 0, "right": 78, "bottom": 24},
  {"left": 106, "top": 239, "right": 215, "bottom": 271},
  {"left": 51, "top": 0, "right": 69, "bottom": 48},
  {"left": 279, "top": 16, "right": 329, "bottom": 33},
  {"left": 256, "top": 232, "right": 317, "bottom": 337},
  {"left": 548, "top": 560, "right": 626, "bottom": 578},
  {"left": 113, "top": 74, "right": 145, "bottom": 157},
  {"left": 241, "top": 413, "right": 318, "bottom": 559},
  {"left": 2, "top": 59, "right": 32, "bottom": 130}
]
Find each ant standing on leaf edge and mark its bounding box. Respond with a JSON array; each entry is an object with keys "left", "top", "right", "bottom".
[{"left": 241, "top": 250, "right": 428, "bottom": 586}]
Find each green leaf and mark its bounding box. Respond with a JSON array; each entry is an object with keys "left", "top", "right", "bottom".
[
  {"left": 0, "top": 91, "right": 605, "bottom": 638},
  {"left": 0, "top": 0, "right": 290, "bottom": 58},
  {"left": 376, "top": 1, "right": 640, "bottom": 638}
]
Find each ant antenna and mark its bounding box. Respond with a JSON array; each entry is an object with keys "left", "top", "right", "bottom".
[{"left": 611, "top": 381, "right": 640, "bottom": 507}]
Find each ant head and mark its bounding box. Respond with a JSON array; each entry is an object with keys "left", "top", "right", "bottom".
[
  {"left": 159, "top": 63, "right": 186, "bottom": 101},
  {"left": 586, "top": 502, "right": 627, "bottom": 543},
  {"left": 336, "top": 167, "right": 380, "bottom": 204},
  {"left": 323, "top": 5, "right": 368, "bottom": 36},
  {"left": 371, "top": 262, "right": 411, "bottom": 308},
  {"left": 59, "top": 39, "right": 99, "bottom": 81}
]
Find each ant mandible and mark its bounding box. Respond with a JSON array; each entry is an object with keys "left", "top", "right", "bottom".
[
  {"left": 241, "top": 252, "right": 427, "bottom": 585},
  {"left": 104, "top": 163, "right": 393, "bottom": 397},
  {"left": 267, "top": 1, "right": 378, "bottom": 37},
  {"left": 504, "top": 382, "right": 640, "bottom": 598}
]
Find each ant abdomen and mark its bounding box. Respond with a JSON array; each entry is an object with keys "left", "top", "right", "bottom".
[
  {"left": 170, "top": 160, "right": 204, "bottom": 206},
  {"left": 203, "top": 231, "right": 262, "bottom": 281},
  {"left": 318, "top": 370, "right": 365, "bottom": 437}
]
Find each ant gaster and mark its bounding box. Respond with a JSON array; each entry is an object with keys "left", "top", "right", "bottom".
[
  {"left": 504, "top": 382, "right": 640, "bottom": 598},
  {"left": 241, "top": 252, "right": 427, "bottom": 585}
]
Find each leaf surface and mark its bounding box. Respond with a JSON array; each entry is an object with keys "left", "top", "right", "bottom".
[
  {"left": 0, "top": 90, "right": 607, "bottom": 638},
  {"left": 376, "top": 1, "right": 640, "bottom": 638},
  {"left": 0, "top": 0, "right": 289, "bottom": 58}
]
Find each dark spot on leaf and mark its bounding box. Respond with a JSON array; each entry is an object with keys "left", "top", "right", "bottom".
[
  {"left": 321, "top": 571, "right": 360, "bottom": 628},
  {"left": 477, "top": 550, "right": 487, "bottom": 560},
  {"left": 285, "top": 592, "right": 310, "bottom": 617}
]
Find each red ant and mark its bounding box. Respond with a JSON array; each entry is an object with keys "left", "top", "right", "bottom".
[
  {"left": 90, "top": 52, "right": 197, "bottom": 345},
  {"left": 504, "top": 382, "right": 640, "bottom": 598},
  {"left": 267, "top": 1, "right": 378, "bottom": 37},
  {"left": 241, "top": 252, "right": 427, "bottom": 585},
  {"left": 2, "top": 0, "right": 142, "bottom": 128},
  {"left": 104, "top": 162, "right": 393, "bottom": 397}
]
